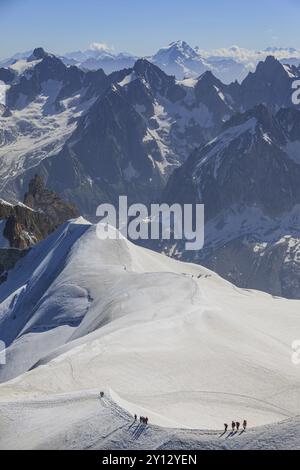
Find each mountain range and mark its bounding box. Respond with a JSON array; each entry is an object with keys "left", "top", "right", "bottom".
[
  {"left": 1, "top": 48, "right": 299, "bottom": 211},
  {"left": 163, "top": 104, "right": 300, "bottom": 298},
  {"left": 1, "top": 46, "right": 300, "bottom": 299},
  {"left": 2, "top": 41, "right": 300, "bottom": 449},
  {"left": 2, "top": 41, "right": 300, "bottom": 84}
]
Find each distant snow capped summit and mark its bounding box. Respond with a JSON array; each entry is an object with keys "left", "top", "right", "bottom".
[
  {"left": 151, "top": 41, "right": 262, "bottom": 83},
  {"left": 152, "top": 40, "right": 200, "bottom": 62},
  {"left": 151, "top": 40, "right": 208, "bottom": 79}
]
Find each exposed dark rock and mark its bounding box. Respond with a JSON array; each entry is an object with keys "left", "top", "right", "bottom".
[
  {"left": 239, "top": 56, "right": 297, "bottom": 110},
  {"left": 28, "top": 47, "right": 48, "bottom": 61},
  {"left": 0, "top": 176, "right": 79, "bottom": 281},
  {"left": 0, "top": 67, "right": 15, "bottom": 84},
  {"left": 0, "top": 248, "right": 27, "bottom": 283},
  {"left": 23, "top": 174, "right": 79, "bottom": 227}
]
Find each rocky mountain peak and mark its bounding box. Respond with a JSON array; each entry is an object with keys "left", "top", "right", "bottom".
[
  {"left": 29, "top": 47, "right": 48, "bottom": 61},
  {"left": 257, "top": 55, "right": 286, "bottom": 74},
  {"left": 132, "top": 58, "right": 179, "bottom": 98},
  {"left": 23, "top": 174, "right": 79, "bottom": 224},
  {"left": 240, "top": 55, "right": 297, "bottom": 110},
  {"left": 196, "top": 70, "right": 221, "bottom": 86},
  {"left": 133, "top": 58, "right": 168, "bottom": 80},
  {"left": 26, "top": 174, "right": 45, "bottom": 197},
  {"left": 0, "top": 176, "right": 79, "bottom": 251}
]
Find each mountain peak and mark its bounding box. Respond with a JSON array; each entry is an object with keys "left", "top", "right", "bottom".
[
  {"left": 265, "top": 54, "right": 281, "bottom": 65},
  {"left": 198, "top": 70, "right": 218, "bottom": 82},
  {"left": 134, "top": 58, "right": 154, "bottom": 71},
  {"left": 29, "top": 47, "right": 48, "bottom": 61},
  {"left": 153, "top": 40, "right": 199, "bottom": 63},
  {"left": 255, "top": 54, "right": 287, "bottom": 76},
  {"left": 133, "top": 58, "right": 169, "bottom": 80},
  {"left": 195, "top": 70, "right": 224, "bottom": 90},
  {"left": 169, "top": 40, "right": 193, "bottom": 50}
]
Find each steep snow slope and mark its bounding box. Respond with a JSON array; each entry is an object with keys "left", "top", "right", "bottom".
[{"left": 0, "top": 219, "right": 300, "bottom": 434}]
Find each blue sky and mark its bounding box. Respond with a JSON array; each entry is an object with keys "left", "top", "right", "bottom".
[{"left": 0, "top": 0, "right": 299, "bottom": 58}]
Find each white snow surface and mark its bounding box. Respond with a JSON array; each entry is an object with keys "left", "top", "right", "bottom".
[
  {"left": 0, "top": 89, "right": 96, "bottom": 194},
  {"left": 1, "top": 389, "right": 300, "bottom": 450},
  {"left": 9, "top": 58, "right": 42, "bottom": 75},
  {"left": 0, "top": 219, "right": 300, "bottom": 450}
]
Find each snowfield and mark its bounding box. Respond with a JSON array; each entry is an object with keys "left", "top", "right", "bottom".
[
  {"left": 0, "top": 87, "right": 96, "bottom": 199},
  {"left": 0, "top": 219, "right": 300, "bottom": 449}
]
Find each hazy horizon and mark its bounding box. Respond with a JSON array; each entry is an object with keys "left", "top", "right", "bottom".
[{"left": 1, "top": 0, "right": 300, "bottom": 60}]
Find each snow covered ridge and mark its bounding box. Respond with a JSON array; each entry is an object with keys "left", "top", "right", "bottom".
[{"left": 0, "top": 218, "right": 300, "bottom": 441}]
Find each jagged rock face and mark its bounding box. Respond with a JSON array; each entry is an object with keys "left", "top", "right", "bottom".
[
  {"left": 23, "top": 174, "right": 79, "bottom": 228},
  {"left": 164, "top": 105, "right": 300, "bottom": 218},
  {"left": 0, "top": 248, "right": 26, "bottom": 283},
  {"left": 0, "top": 50, "right": 115, "bottom": 211},
  {"left": 5, "top": 47, "right": 111, "bottom": 112},
  {"left": 28, "top": 47, "right": 48, "bottom": 61},
  {"left": 3, "top": 47, "right": 111, "bottom": 117},
  {"left": 1, "top": 57, "right": 240, "bottom": 214},
  {"left": 239, "top": 56, "right": 297, "bottom": 110},
  {"left": 7, "top": 53, "right": 84, "bottom": 110},
  {"left": 0, "top": 68, "right": 15, "bottom": 84},
  {"left": 29, "top": 85, "right": 167, "bottom": 210},
  {"left": 194, "top": 72, "right": 238, "bottom": 121},
  {"left": 2, "top": 53, "right": 299, "bottom": 216},
  {"left": 162, "top": 105, "right": 300, "bottom": 299},
  {"left": 0, "top": 175, "right": 79, "bottom": 250}
]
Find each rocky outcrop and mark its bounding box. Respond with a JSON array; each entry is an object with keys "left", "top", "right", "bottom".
[
  {"left": 0, "top": 176, "right": 79, "bottom": 281},
  {"left": 0, "top": 175, "right": 78, "bottom": 250},
  {"left": 23, "top": 174, "right": 79, "bottom": 229}
]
